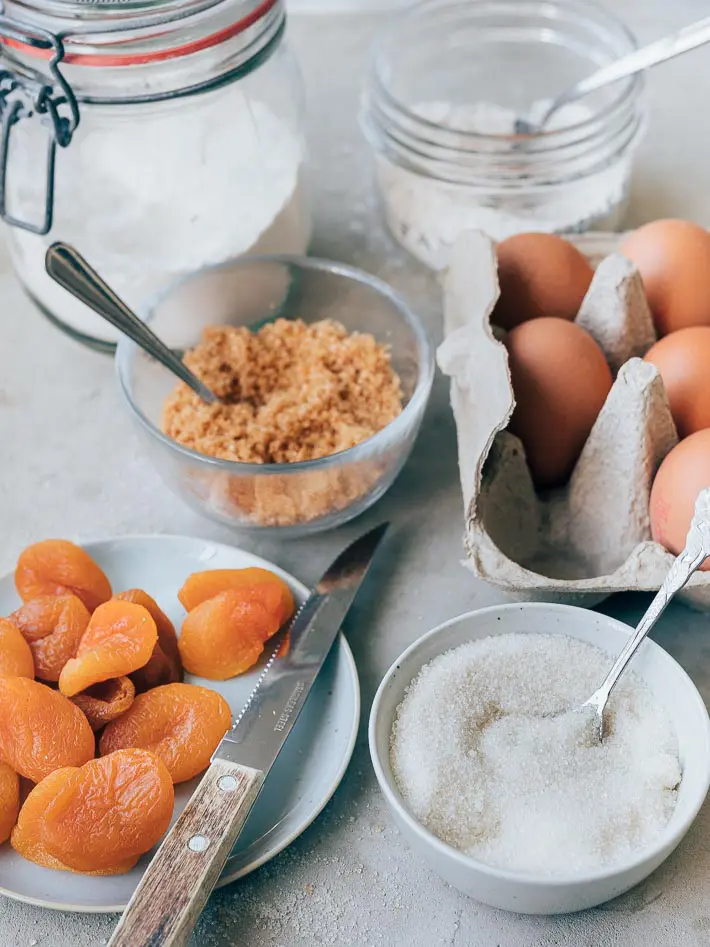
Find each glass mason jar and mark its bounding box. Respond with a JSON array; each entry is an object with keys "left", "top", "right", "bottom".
[
  {"left": 0, "top": 0, "right": 311, "bottom": 349},
  {"left": 362, "top": 0, "right": 646, "bottom": 271}
]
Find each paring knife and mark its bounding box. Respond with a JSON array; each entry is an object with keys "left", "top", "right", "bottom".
[{"left": 108, "top": 523, "right": 388, "bottom": 947}]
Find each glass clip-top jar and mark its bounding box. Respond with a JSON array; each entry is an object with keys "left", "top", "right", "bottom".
[
  {"left": 362, "top": 0, "right": 646, "bottom": 272},
  {"left": 0, "top": 0, "right": 311, "bottom": 350}
]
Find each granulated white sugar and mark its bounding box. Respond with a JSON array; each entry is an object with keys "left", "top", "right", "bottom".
[{"left": 390, "top": 634, "right": 681, "bottom": 875}]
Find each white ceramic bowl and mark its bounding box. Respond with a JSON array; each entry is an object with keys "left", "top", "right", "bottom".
[{"left": 369, "top": 603, "right": 710, "bottom": 914}]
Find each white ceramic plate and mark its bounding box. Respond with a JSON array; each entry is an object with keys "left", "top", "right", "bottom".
[{"left": 0, "top": 535, "right": 360, "bottom": 912}]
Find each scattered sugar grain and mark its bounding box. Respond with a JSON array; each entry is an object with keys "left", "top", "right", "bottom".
[{"left": 390, "top": 633, "right": 680, "bottom": 875}]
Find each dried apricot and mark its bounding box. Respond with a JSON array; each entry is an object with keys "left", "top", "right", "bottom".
[
  {"left": 11, "top": 749, "right": 174, "bottom": 874},
  {"left": 100, "top": 683, "right": 231, "bottom": 783},
  {"left": 10, "top": 595, "right": 89, "bottom": 681},
  {"left": 0, "top": 618, "right": 34, "bottom": 679},
  {"left": 0, "top": 677, "right": 94, "bottom": 782},
  {"left": 58, "top": 600, "right": 157, "bottom": 698},
  {"left": 0, "top": 762, "right": 19, "bottom": 844},
  {"left": 131, "top": 644, "right": 179, "bottom": 693},
  {"left": 71, "top": 677, "right": 135, "bottom": 732},
  {"left": 178, "top": 591, "right": 280, "bottom": 679},
  {"left": 15, "top": 540, "right": 112, "bottom": 612},
  {"left": 114, "top": 590, "right": 182, "bottom": 691},
  {"left": 178, "top": 568, "right": 295, "bottom": 628}
]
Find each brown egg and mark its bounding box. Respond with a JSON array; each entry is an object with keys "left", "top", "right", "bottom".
[
  {"left": 619, "top": 219, "right": 710, "bottom": 336},
  {"left": 492, "top": 233, "right": 594, "bottom": 331},
  {"left": 644, "top": 327, "right": 710, "bottom": 438},
  {"left": 504, "top": 317, "right": 613, "bottom": 489},
  {"left": 650, "top": 430, "right": 710, "bottom": 568}
]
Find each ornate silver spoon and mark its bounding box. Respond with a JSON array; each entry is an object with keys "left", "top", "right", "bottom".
[{"left": 578, "top": 487, "right": 710, "bottom": 742}]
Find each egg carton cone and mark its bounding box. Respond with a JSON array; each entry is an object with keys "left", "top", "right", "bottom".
[{"left": 438, "top": 229, "right": 710, "bottom": 609}]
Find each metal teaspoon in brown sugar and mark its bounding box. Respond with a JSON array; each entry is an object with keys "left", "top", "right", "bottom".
[
  {"left": 107, "top": 522, "right": 388, "bottom": 947},
  {"left": 45, "top": 242, "right": 223, "bottom": 405}
]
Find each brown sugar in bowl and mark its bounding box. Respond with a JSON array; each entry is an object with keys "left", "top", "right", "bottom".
[
  {"left": 116, "top": 255, "right": 433, "bottom": 537},
  {"left": 161, "top": 318, "right": 404, "bottom": 465}
]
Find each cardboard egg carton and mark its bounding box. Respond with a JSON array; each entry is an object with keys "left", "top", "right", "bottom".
[{"left": 438, "top": 229, "right": 710, "bottom": 609}]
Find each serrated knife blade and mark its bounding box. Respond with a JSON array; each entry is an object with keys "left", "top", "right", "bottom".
[{"left": 214, "top": 521, "right": 388, "bottom": 772}]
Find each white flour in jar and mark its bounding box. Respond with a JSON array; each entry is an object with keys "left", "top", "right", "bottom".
[
  {"left": 390, "top": 633, "right": 680, "bottom": 875},
  {"left": 376, "top": 101, "right": 630, "bottom": 270},
  {"left": 7, "top": 90, "right": 309, "bottom": 343}
]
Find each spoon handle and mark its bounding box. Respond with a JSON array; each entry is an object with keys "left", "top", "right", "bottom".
[
  {"left": 595, "top": 488, "right": 710, "bottom": 707},
  {"left": 45, "top": 243, "right": 220, "bottom": 405},
  {"left": 550, "top": 16, "right": 710, "bottom": 116}
]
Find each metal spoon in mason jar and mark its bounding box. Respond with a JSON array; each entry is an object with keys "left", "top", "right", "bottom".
[
  {"left": 515, "top": 15, "right": 710, "bottom": 135},
  {"left": 45, "top": 242, "right": 223, "bottom": 405},
  {"left": 571, "top": 488, "right": 710, "bottom": 743}
]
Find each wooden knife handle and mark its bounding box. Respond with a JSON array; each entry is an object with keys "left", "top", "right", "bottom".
[{"left": 108, "top": 758, "right": 264, "bottom": 947}]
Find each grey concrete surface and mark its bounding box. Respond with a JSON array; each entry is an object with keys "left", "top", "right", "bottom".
[{"left": 3, "top": 4, "right": 710, "bottom": 945}]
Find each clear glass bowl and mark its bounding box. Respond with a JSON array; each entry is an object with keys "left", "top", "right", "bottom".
[
  {"left": 362, "top": 0, "right": 646, "bottom": 270},
  {"left": 116, "top": 255, "right": 434, "bottom": 538}
]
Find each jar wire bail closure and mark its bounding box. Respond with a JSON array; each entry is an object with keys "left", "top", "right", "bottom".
[{"left": 0, "top": 17, "right": 77, "bottom": 234}]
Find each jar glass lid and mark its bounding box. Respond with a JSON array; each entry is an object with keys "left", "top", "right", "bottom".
[
  {"left": 0, "top": 0, "right": 282, "bottom": 66},
  {"left": 3, "top": 0, "right": 273, "bottom": 24}
]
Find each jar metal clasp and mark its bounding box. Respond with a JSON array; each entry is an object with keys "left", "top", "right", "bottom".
[{"left": 0, "top": 16, "right": 79, "bottom": 235}]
